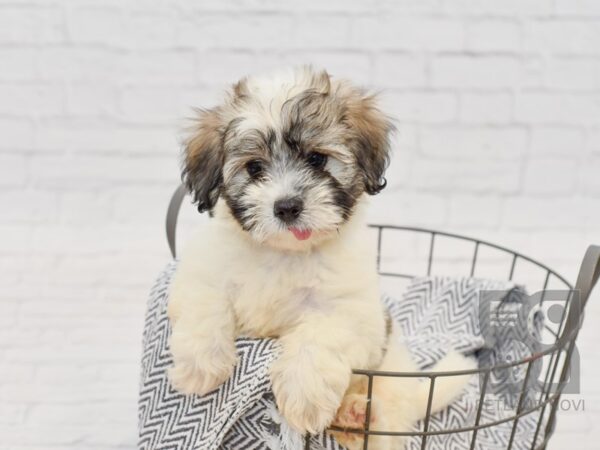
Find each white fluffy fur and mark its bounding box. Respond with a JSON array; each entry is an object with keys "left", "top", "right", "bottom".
[{"left": 168, "top": 198, "right": 387, "bottom": 433}]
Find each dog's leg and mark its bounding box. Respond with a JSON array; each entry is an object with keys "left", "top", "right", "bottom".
[
  {"left": 415, "top": 351, "right": 476, "bottom": 417},
  {"left": 270, "top": 310, "right": 383, "bottom": 434},
  {"left": 167, "top": 263, "right": 237, "bottom": 396}
]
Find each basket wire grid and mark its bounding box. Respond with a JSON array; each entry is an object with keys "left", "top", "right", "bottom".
[{"left": 302, "top": 225, "right": 600, "bottom": 450}]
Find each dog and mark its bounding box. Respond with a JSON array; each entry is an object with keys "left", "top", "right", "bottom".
[
  {"left": 330, "top": 327, "right": 476, "bottom": 450},
  {"left": 166, "top": 66, "right": 472, "bottom": 438}
]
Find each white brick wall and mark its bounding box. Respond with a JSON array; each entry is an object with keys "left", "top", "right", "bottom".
[{"left": 1, "top": 0, "right": 599, "bottom": 448}]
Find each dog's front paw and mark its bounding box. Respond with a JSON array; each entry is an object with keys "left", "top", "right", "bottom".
[
  {"left": 168, "top": 331, "right": 237, "bottom": 396},
  {"left": 270, "top": 353, "right": 350, "bottom": 434},
  {"left": 333, "top": 393, "right": 377, "bottom": 429},
  {"left": 168, "top": 360, "right": 233, "bottom": 395},
  {"left": 331, "top": 394, "right": 390, "bottom": 450},
  {"left": 330, "top": 394, "right": 371, "bottom": 450}
]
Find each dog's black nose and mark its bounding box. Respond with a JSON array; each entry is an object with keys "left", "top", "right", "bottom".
[{"left": 274, "top": 197, "right": 303, "bottom": 223}]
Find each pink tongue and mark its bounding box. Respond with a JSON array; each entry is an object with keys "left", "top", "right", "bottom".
[{"left": 289, "top": 228, "right": 312, "bottom": 241}]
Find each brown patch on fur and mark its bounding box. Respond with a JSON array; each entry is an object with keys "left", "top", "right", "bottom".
[
  {"left": 337, "top": 84, "right": 394, "bottom": 195},
  {"left": 231, "top": 78, "right": 250, "bottom": 104},
  {"left": 182, "top": 107, "right": 225, "bottom": 212},
  {"left": 309, "top": 68, "right": 332, "bottom": 94}
]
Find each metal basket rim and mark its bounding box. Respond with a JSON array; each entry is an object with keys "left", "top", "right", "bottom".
[{"left": 368, "top": 224, "right": 573, "bottom": 290}]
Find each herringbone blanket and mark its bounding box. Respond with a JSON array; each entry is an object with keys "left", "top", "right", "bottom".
[{"left": 138, "top": 261, "right": 547, "bottom": 449}]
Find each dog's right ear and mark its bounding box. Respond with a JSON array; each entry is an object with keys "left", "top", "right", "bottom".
[{"left": 182, "top": 107, "right": 225, "bottom": 213}]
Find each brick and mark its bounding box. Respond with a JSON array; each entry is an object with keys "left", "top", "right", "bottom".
[
  {"left": 369, "top": 191, "right": 448, "bottom": 226},
  {"left": 204, "top": 0, "right": 378, "bottom": 12},
  {"left": 522, "top": 158, "right": 579, "bottom": 195},
  {"left": 0, "top": 119, "right": 34, "bottom": 150},
  {"left": 58, "top": 192, "right": 113, "bottom": 225},
  {"left": 351, "top": 17, "right": 465, "bottom": 51},
  {"left": 515, "top": 92, "right": 600, "bottom": 125},
  {"left": 448, "top": 194, "right": 503, "bottom": 228},
  {"left": 195, "top": 52, "right": 284, "bottom": 85},
  {"left": 0, "top": 225, "right": 32, "bottom": 253},
  {"left": 582, "top": 157, "right": 600, "bottom": 196},
  {"left": 0, "top": 155, "right": 28, "bottom": 188},
  {"left": 503, "top": 198, "right": 587, "bottom": 229},
  {"left": 0, "top": 83, "right": 65, "bottom": 116},
  {"left": 30, "top": 155, "right": 179, "bottom": 189},
  {"left": 0, "top": 6, "right": 65, "bottom": 44},
  {"left": 293, "top": 15, "right": 351, "bottom": 49},
  {"left": 67, "top": 7, "right": 128, "bottom": 47},
  {"left": 0, "top": 424, "right": 88, "bottom": 446},
  {"left": 530, "top": 127, "right": 586, "bottom": 157},
  {"left": 66, "top": 83, "right": 119, "bottom": 117},
  {"left": 466, "top": 19, "right": 521, "bottom": 52},
  {"left": 441, "top": 0, "right": 555, "bottom": 16},
  {"left": 544, "top": 58, "right": 600, "bottom": 90},
  {"left": 83, "top": 425, "right": 138, "bottom": 447},
  {"left": 410, "top": 158, "right": 521, "bottom": 193},
  {"left": 50, "top": 254, "right": 166, "bottom": 288},
  {"left": 377, "top": 0, "right": 443, "bottom": 14},
  {"left": 122, "top": 51, "right": 196, "bottom": 84},
  {"left": 373, "top": 53, "right": 428, "bottom": 88},
  {"left": 113, "top": 186, "right": 172, "bottom": 223},
  {"left": 0, "top": 404, "right": 27, "bottom": 426},
  {"left": 459, "top": 92, "right": 513, "bottom": 124},
  {"left": 419, "top": 126, "right": 528, "bottom": 160},
  {"left": 0, "top": 191, "right": 58, "bottom": 223},
  {"left": 33, "top": 120, "right": 177, "bottom": 154},
  {"left": 0, "top": 297, "right": 19, "bottom": 326},
  {"left": 38, "top": 48, "right": 124, "bottom": 83},
  {"left": 128, "top": 13, "right": 178, "bottom": 49},
  {"left": 283, "top": 52, "right": 372, "bottom": 86},
  {"left": 555, "top": 0, "right": 600, "bottom": 15},
  {"left": 0, "top": 48, "right": 37, "bottom": 81},
  {"left": 523, "top": 20, "right": 600, "bottom": 55},
  {"left": 178, "top": 13, "right": 295, "bottom": 49},
  {"left": 589, "top": 130, "right": 600, "bottom": 154},
  {"left": 383, "top": 91, "right": 458, "bottom": 123},
  {"left": 431, "top": 56, "right": 521, "bottom": 88},
  {"left": 29, "top": 402, "right": 135, "bottom": 425},
  {"left": 120, "top": 86, "right": 191, "bottom": 123},
  {"left": 379, "top": 124, "right": 418, "bottom": 188}
]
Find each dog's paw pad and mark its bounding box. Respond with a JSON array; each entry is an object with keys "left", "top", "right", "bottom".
[{"left": 334, "top": 394, "right": 376, "bottom": 429}]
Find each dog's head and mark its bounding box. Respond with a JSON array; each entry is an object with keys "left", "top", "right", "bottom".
[{"left": 182, "top": 67, "right": 393, "bottom": 250}]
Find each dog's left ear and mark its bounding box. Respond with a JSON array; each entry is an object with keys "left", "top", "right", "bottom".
[
  {"left": 344, "top": 93, "right": 394, "bottom": 195},
  {"left": 182, "top": 107, "right": 225, "bottom": 213}
]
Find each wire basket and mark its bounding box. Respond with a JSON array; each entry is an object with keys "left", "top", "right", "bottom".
[
  {"left": 165, "top": 185, "right": 600, "bottom": 450},
  {"left": 307, "top": 225, "right": 600, "bottom": 450}
]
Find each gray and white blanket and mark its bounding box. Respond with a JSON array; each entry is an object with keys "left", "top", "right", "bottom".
[{"left": 138, "top": 261, "right": 547, "bottom": 450}]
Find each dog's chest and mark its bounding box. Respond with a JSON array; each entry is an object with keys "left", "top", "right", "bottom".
[{"left": 227, "top": 251, "right": 337, "bottom": 337}]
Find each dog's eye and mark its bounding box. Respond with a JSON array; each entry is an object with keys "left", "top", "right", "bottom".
[
  {"left": 246, "top": 160, "right": 263, "bottom": 178},
  {"left": 307, "top": 152, "right": 328, "bottom": 169}
]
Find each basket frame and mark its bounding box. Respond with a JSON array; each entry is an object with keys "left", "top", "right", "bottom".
[{"left": 317, "top": 224, "right": 597, "bottom": 450}]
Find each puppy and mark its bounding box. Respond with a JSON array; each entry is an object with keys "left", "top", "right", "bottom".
[
  {"left": 331, "top": 328, "right": 476, "bottom": 450},
  {"left": 167, "top": 66, "right": 393, "bottom": 433}
]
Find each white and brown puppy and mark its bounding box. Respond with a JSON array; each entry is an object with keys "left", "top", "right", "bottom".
[{"left": 167, "top": 66, "right": 393, "bottom": 433}]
